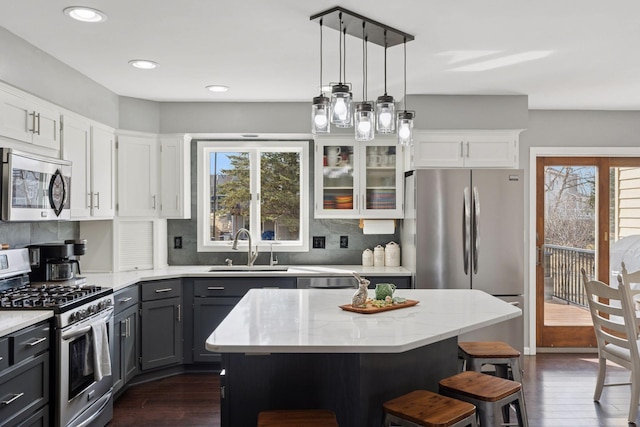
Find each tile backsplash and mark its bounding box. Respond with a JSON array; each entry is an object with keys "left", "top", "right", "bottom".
[{"left": 0, "top": 221, "right": 79, "bottom": 249}]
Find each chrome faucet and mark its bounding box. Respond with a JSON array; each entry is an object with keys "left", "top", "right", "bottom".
[
  {"left": 269, "top": 242, "right": 278, "bottom": 266},
  {"left": 232, "top": 228, "right": 258, "bottom": 266}
]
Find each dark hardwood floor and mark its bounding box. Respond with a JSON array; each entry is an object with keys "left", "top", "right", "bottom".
[{"left": 109, "top": 353, "right": 637, "bottom": 426}]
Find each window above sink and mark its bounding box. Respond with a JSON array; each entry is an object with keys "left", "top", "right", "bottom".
[{"left": 196, "top": 139, "right": 310, "bottom": 253}]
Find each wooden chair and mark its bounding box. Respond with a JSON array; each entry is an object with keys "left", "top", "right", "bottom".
[
  {"left": 257, "top": 409, "right": 338, "bottom": 426},
  {"left": 581, "top": 268, "right": 640, "bottom": 424},
  {"left": 383, "top": 390, "right": 477, "bottom": 427},
  {"left": 439, "top": 371, "right": 528, "bottom": 427}
]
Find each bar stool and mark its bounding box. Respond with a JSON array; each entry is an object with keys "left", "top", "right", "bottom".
[
  {"left": 257, "top": 409, "right": 339, "bottom": 426},
  {"left": 383, "top": 390, "right": 477, "bottom": 427},
  {"left": 458, "top": 341, "right": 522, "bottom": 383},
  {"left": 439, "top": 371, "right": 528, "bottom": 427}
]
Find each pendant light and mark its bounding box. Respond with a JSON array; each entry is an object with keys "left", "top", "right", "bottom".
[
  {"left": 355, "top": 23, "right": 374, "bottom": 141},
  {"left": 310, "top": 7, "right": 414, "bottom": 139},
  {"left": 312, "top": 19, "right": 330, "bottom": 134},
  {"left": 330, "top": 13, "right": 353, "bottom": 128},
  {"left": 376, "top": 31, "right": 395, "bottom": 134},
  {"left": 397, "top": 38, "right": 415, "bottom": 145}
]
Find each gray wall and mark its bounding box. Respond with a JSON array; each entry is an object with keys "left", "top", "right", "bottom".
[
  {"left": 0, "top": 27, "right": 119, "bottom": 128},
  {"left": 119, "top": 96, "right": 161, "bottom": 133}
]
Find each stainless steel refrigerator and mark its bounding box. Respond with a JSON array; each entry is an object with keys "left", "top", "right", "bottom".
[{"left": 401, "top": 169, "right": 525, "bottom": 352}]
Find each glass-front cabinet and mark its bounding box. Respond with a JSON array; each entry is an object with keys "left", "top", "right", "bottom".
[{"left": 314, "top": 136, "right": 403, "bottom": 218}]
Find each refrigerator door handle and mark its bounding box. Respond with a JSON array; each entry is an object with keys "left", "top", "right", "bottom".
[
  {"left": 463, "top": 186, "right": 471, "bottom": 275},
  {"left": 472, "top": 186, "right": 480, "bottom": 275}
]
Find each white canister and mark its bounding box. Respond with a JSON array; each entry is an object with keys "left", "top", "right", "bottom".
[
  {"left": 373, "top": 245, "right": 385, "bottom": 267},
  {"left": 362, "top": 248, "right": 373, "bottom": 266},
  {"left": 385, "top": 241, "right": 401, "bottom": 267}
]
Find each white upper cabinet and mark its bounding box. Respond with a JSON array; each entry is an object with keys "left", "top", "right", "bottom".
[
  {"left": 0, "top": 86, "right": 60, "bottom": 151},
  {"left": 62, "top": 114, "right": 115, "bottom": 219},
  {"left": 159, "top": 135, "right": 191, "bottom": 219},
  {"left": 314, "top": 136, "right": 404, "bottom": 219},
  {"left": 117, "top": 132, "right": 158, "bottom": 217},
  {"left": 62, "top": 114, "right": 91, "bottom": 218},
  {"left": 90, "top": 124, "right": 116, "bottom": 218},
  {"left": 410, "top": 130, "right": 521, "bottom": 169}
]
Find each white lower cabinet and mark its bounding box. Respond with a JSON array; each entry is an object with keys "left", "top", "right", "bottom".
[{"left": 410, "top": 130, "right": 521, "bottom": 169}]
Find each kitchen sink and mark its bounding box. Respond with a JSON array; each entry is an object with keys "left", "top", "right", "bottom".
[{"left": 208, "top": 265, "right": 289, "bottom": 272}]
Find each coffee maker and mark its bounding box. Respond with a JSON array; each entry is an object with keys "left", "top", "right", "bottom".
[{"left": 28, "top": 239, "right": 86, "bottom": 282}]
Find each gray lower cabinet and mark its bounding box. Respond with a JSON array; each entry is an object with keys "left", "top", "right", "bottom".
[
  {"left": 113, "top": 304, "right": 139, "bottom": 393},
  {"left": 140, "top": 279, "right": 183, "bottom": 371},
  {"left": 192, "top": 277, "right": 296, "bottom": 362},
  {"left": 0, "top": 321, "right": 50, "bottom": 427}
]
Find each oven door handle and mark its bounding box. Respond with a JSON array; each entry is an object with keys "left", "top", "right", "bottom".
[{"left": 61, "top": 309, "right": 113, "bottom": 341}]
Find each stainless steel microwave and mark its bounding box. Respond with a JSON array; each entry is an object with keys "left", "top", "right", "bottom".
[{"left": 0, "top": 148, "right": 71, "bottom": 221}]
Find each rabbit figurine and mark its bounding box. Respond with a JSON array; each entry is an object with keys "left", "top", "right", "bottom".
[{"left": 351, "top": 272, "right": 370, "bottom": 308}]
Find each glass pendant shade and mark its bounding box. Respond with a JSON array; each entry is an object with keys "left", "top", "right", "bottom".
[
  {"left": 331, "top": 84, "right": 353, "bottom": 128},
  {"left": 376, "top": 95, "right": 395, "bottom": 133},
  {"left": 355, "top": 102, "right": 375, "bottom": 141},
  {"left": 312, "top": 95, "right": 331, "bottom": 134},
  {"left": 397, "top": 111, "right": 414, "bottom": 145}
]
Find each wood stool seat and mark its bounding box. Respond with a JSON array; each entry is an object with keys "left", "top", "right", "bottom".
[
  {"left": 257, "top": 409, "right": 338, "bottom": 426},
  {"left": 440, "top": 371, "right": 528, "bottom": 427},
  {"left": 458, "top": 341, "right": 523, "bottom": 383},
  {"left": 383, "top": 390, "right": 477, "bottom": 427}
]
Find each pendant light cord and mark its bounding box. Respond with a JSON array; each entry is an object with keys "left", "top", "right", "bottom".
[
  {"left": 362, "top": 23, "right": 367, "bottom": 101},
  {"left": 403, "top": 37, "right": 407, "bottom": 111},
  {"left": 383, "top": 31, "right": 388, "bottom": 96},
  {"left": 338, "top": 13, "right": 343, "bottom": 83},
  {"left": 343, "top": 28, "right": 347, "bottom": 85},
  {"left": 319, "top": 19, "right": 323, "bottom": 95}
]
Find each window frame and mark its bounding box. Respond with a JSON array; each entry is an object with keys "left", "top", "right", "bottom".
[{"left": 196, "top": 139, "right": 309, "bottom": 252}]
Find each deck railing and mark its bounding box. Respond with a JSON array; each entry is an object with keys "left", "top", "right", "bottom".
[{"left": 545, "top": 244, "right": 595, "bottom": 307}]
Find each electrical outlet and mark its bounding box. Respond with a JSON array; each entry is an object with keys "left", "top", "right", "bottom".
[
  {"left": 340, "top": 235, "right": 348, "bottom": 248},
  {"left": 312, "top": 236, "right": 326, "bottom": 249},
  {"left": 174, "top": 236, "right": 183, "bottom": 249}
]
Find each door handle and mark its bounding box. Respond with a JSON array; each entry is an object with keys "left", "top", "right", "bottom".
[
  {"left": 176, "top": 304, "right": 181, "bottom": 322},
  {"left": 154, "top": 288, "right": 173, "bottom": 293},
  {"left": 472, "top": 186, "right": 480, "bottom": 275},
  {"left": 87, "top": 192, "right": 93, "bottom": 209},
  {"left": 152, "top": 195, "right": 157, "bottom": 209},
  {"left": 95, "top": 192, "right": 100, "bottom": 209},
  {"left": 207, "top": 287, "right": 225, "bottom": 290},
  {"left": 118, "top": 297, "right": 133, "bottom": 303},
  {"left": 463, "top": 187, "right": 470, "bottom": 275},
  {"left": 35, "top": 113, "right": 41, "bottom": 135},
  {"left": 29, "top": 111, "right": 36, "bottom": 133}
]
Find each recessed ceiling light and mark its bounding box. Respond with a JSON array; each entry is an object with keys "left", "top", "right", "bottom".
[
  {"left": 128, "top": 60, "right": 158, "bottom": 70},
  {"left": 206, "top": 85, "right": 229, "bottom": 93},
  {"left": 63, "top": 6, "right": 107, "bottom": 23}
]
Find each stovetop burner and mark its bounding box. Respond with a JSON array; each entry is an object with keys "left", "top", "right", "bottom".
[{"left": 0, "top": 282, "right": 112, "bottom": 312}]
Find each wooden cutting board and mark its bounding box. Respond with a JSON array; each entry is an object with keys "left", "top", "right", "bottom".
[{"left": 339, "top": 299, "right": 419, "bottom": 314}]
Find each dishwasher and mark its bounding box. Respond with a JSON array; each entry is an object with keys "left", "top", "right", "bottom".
[{"left": 296, "top": 276, "right": 357, "bottom": 289}]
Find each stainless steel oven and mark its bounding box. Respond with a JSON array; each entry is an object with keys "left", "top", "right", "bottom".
[{"left": 57, "top": 302, "right": 114, "bottom": 427}]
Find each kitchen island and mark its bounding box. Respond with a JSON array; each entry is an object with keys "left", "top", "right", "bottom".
[{"left": 206, "top": 288, "right": 522, "bottom": 427}]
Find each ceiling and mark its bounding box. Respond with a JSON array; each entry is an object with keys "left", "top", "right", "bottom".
[{"left": 2, "top": 1, "right": 640, "bottom": 110}]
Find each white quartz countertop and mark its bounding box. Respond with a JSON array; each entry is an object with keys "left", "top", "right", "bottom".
[
  {"left": 205, "top": 289, "right": 521, "bottom": 354},
  {"left": 83, "top": 265, "right": 410, "bottom": 292},
  {"left": 0, "top": 310, "right": 53, "bottom": 337}
]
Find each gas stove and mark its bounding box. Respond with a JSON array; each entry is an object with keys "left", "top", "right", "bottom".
[
  {"left": 0, "top": 280, "right": 111, "bottom": 311},
  {"left": 0, "top": 249, "right": 113, "bottom": 327}
]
